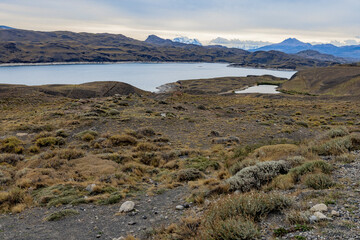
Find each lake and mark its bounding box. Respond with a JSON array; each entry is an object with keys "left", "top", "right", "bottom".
[{"left": 0, "top": 63, "right": 296, "bottom": 92}]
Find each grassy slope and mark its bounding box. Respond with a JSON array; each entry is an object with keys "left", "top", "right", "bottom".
[{"left": 281, "top": 64, "right": 360, "bottom": 96}]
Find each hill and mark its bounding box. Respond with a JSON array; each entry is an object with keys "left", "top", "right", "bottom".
[
  {"left": 0, "top": 81, "right": 148, "bottom": 99},
  {"left": 0, "top": 29, "right": 338, "bottom": 69},
  {"left": 254, "top": 38, "right": 360, "bottom": 60},
  {"left": 281, "top": 64, "right": 360, "bottom": 96}
]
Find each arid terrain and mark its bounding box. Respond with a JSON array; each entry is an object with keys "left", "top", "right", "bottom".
[{"left": 0, "top": 64, "right": 360, "bottom": 239}]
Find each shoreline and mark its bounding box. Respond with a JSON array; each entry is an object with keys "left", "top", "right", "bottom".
[{"left": 0, "top": 61, "right": 229, "bottom": 67}]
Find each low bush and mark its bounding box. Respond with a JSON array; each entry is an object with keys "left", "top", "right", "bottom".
[
  {"left": 110, "top": 134, "right": 137, "bottom": 146},
  {"left": 0, "top": 154, "right": 24, "bottom": 165},
  {"left": 0, "top": 137, "right": 24, "bottom": 154},
  {"left": 304, "top": 173, "right": 334, "bottom": 190},
  {"left": 314, "top": 134, "right": 360, "bottom": 155},
  {"left": 175, "top": 168, "right": 203, "bottom": 182},
  {"left": 325, "top": 127, "right": 349, "bottom": 139},
  {"left": 226, "top": 160, "right": 290, "bottom": 192},
  {"left": 251, "top": 144, "right": 299, "bottom": 162},
  {"left": 334, "top": 153, "right": 356, "bottom": 163},
  {"left": 57, "top": 149, "right": 84, "bottom": 160},
  {"left": 185, "top": 157, "right": 220, "bottom": 172},
  {"left": 45, "top": 209, "right": 79, "bottom": 221},
  {"left": 36, "top": 137, "right": 65, "bottom": 147},
  {"left": 290, "top": 160, "right": 332, "bottom": 181},
  {"left": 199, "top": 192, "right": 291, "bottom": 239},
  {"left": 229, "top": 158, "right": 257, "bottom": 175}
]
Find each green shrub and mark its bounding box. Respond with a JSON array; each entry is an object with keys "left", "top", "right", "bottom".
[
  {"left": 0, "top": 154, "right": 24, "bottom": 165},
  {"left": 314, "top": 134, "right": 360, "bottom": 155},
  {"left": 304, "top": 173, "right": 334, "bottom": 189},
  {"left": 290, "top": 160, "right": 332, "bottom": 181},
  {"left": 55, "top": 129, "right": 69, "bottom": 138},
  {"left": 29, "top": 145, "right": 40, "bottom": 153},
  {"left": 0, "top": 137, "right": 23, "bottom": 154},
  {"left": 227, "top": 160, "right": 290, "bottom": 192},
  {"left": 57, "top": 149, "right": 84, "bottom": 160},
  {"left": 45, "top": 209, "right": 79, "bottom": 221},
  {"left": 176, "top": 168, "right": 203, "bottom": 182},
  {"left": 185, "top": 157, "right": 220, "bottom": 172},
  {"left": 325, "top": 127, "right": 349, "bottom": 139},
  {"left": 334, "top": 153, "right": 356, "bottom": 163},
  {"left": 35, "top": 137, "right": 65, "bottom": 147},
  {"left": 204, "top": 192, "right": 291, "bottom": 223},
  {"left": 109, "top": 134, "right": 137, "bottom": 146},
  {"left": 75, "top": 130, "right": 98, "bottom": 140},
  {"left": 201, "top": 217, "right": 259, "bottom": 240}
]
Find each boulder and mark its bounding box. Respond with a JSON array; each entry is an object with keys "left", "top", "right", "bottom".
[
  {"left": 314, "top": 211, "right": 329, "bottom": 220},
  {"left": 119, "top": 201, "right": 135, "bottom": 213},
  {"left": 310, "top": 203, "right": 328, "bottom": 212}
]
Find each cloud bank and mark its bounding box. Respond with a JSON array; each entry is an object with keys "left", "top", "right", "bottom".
[{"left": 0, "top": 0, "right": 359, "bottom": 43}]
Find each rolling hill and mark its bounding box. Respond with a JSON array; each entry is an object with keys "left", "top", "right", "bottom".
[{"left": 281, "top": 63, "right": 360, "bottom": 96}]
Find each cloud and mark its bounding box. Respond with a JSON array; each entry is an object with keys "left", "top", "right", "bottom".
[{"left": 0, "top": 0, "right": 359, "bottom": 43}]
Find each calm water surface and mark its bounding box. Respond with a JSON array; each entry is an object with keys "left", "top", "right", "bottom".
[{"left": 0, "top": 63, "right": 296, "bottom": 92}]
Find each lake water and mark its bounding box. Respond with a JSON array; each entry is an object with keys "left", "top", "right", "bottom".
[
  {"left": 236, "top": 85, "right": 280, "bottom": 94},
  {"left": 0, "top": 63, "right": 296, "bottom": 92}
]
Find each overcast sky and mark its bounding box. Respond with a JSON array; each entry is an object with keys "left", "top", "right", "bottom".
[{"left": 0, "top": 0, "right": 359, "bottom": 44}]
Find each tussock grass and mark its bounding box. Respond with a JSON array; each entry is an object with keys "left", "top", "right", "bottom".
[
  {"left": 175, "top": 168, "right": 203, "bottom": 182},
  {"left": 0, "top": 137, "right": 24, "bottom": 154},
  {"left": 36, "top": 137, "right": 65, "bottom": 147},
  {"left": 304, "top": 173, "right": 334, "bottom": 189},
  {"left": 110, "top": 134, "right": 137, "bottom": 146},
  {"left": 45, "top": 209, "right": 79, "bottom": 221}
]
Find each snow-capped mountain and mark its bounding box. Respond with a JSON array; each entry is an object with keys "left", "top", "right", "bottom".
[
  {"left": 173, "top": 36, "right": 202, "bottom": 46},
  {"left": 0, "top": 25, "right": 14, "bottom": 30}
]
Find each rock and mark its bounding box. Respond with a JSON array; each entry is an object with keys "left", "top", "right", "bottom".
[
  {"left": 331, "top": 210, "right": 340, "bottom": 217},
  {"left": 310, "top": 203, "right": 328, "bottom": 212},
  {"left": 96, "top": 234, "right": 101, "bottom": 238},
  {"left": 85, "top": 184, "right": 96, "bottom": 193},
  {"left": 16, "top": 133, "right": 28, "bottom": 137},
  {"left": 314, "top": 211, "right": 329, "bottom": 220},
  {"left": 119, "top": 201, "right": 135, "bottom": 213},
  {"left": 128, "top": 221, "right": 136, "bottom": 225},
  {"left": 112, "top": 237, "right": 125, "bottom": 240},
  {"left": 309, "top": 215, "right": 318, "bottom": 223},
  {"left": 175, "top": 205, "right": 184, "bottom": 210}
]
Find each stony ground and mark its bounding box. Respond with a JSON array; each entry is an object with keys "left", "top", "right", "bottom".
[
  {"left": 0, "top": 186, "right": 189, "bottom": 240},
  {"left": 260, "top": 151, "right": 360, "bottom": 240}
]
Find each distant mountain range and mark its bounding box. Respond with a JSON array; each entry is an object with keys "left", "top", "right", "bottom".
[
  {"left": 209, "top": 38, "right": 272, "bottom": 50},
  {"left": 0, "top": 28, "right": 350, "bottom": 69},
  {"left": 253, "top": 38, "right": 360, "bottom": 60},
  {"left": 173, "top": 36, "right": 202, "bottom": 46}
]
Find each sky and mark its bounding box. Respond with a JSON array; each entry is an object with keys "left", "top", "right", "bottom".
[{"left": 0, "top": 0, "right": 359, "bottom": 45}]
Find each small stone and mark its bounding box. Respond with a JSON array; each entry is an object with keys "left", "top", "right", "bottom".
[
  {"left": 119, "top": 201, "right": 135, "bottom": 213},
  {"left": 309, "top": 215, "right": 318, "bottom": 223},
  {"left": 314, "top": 211, "right": 329, "bottom": 220},
  {"left": 310, "top": 203, "right": 328, "bottom": 212},
  {"left": 176, "top": 205, "right": 184, "bottom": 210},
  {"left": 128, "top": 221, "right": 136, "bottom": 225},
  {"left": 142, "top": 215, "right": 147, "bottom": 219},
  {"left": 331, "top": 210, "right": 340, "bottom": 217},
  {"left": 183, "top": 203, "right": 190, "bottom": 208},
  {"left": 85, "top": 184, "right": 96, "bottom": 193},
  {"left": 96, "top": 234, "right": 101, "bottom": 238}
]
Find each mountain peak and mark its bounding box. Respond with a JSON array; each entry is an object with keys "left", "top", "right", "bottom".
[
  {"left": 173, "top": 36, "right": 202, "bottom": 46},
  {"left": 281, "top": 38, "right": 308, "bottom": 46}
]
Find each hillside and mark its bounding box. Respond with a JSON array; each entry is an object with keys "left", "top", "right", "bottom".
[
  {"left": 281, "top": 64, "right": 360, "bottom": 96},
  {"left": 0, "top": 81, "right": 148, "bottom": 99},
  {"left": 0, "top": 29, "right": 337, "bottom": 69}
]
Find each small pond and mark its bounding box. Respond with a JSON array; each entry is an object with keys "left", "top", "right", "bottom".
[{"left": 235, "top": 85, "right": 280, "bottom": 94}]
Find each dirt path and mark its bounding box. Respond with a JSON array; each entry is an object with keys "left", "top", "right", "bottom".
[{"left": 0, "top": 186, "right": 189, "bottom": 240}]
